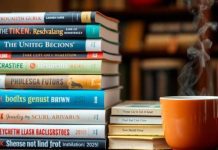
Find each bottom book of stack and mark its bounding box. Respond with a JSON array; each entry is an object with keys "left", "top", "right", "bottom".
[{"left": 108, "top": 100, "right": 170, "bottom": 150}]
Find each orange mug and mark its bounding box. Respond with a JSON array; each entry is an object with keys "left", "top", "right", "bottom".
[{"left": 160, "top": 96, "right": 218, "bottom": 150}]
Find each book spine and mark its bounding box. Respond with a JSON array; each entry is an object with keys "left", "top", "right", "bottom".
[
  {"left": 0, "top": 39, "right": 102, "bottom": 52},
  {"left": 0, "top": 124, "right": 105, "bottom": 138},
  {"left": 0, "top": 60, "right": 101, "bottom": 74},
  {"left": 0, "top": 138, "right": 106, "bottom": 149},
  {"left": 0, "top": 109, "right": 106, "bottom": 124},
  {"left": 0, "top": 25, "right": 100, "bottom": 39},
  {"left": 0, "top": 52, "right": 104, "bottom": 60},
  {"left": 0, "top": 12, "right": 95, "bottom": 24},
  {"left": 0, "top": 89, "right": 105, "bottom": 109},
  {"left": 111, "top": 108, "right": 161, "bottom": 116},
  {"left": 108, "top": 125, "right": 163, "bottom": 136},
  {"left": 110, "top": 116, "right": 162, "bottom": 125},
  {"left": 0, "top": 75, "right": 102, "bottom": 89}
]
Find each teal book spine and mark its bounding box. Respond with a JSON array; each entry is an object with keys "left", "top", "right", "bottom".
[
  {"left": 0, "top": 39, "right": 102, "bottom": 52},
  {"left": 0, "top": 89, "right": 105, "bottom": 109}
]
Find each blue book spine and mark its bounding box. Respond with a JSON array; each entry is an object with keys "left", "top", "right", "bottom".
[
  {"left": 0, "top": 90, "right": 105, "bottom": 109},
  {"left": 0, "top": 25, "right": 100, "bottom": 39},
  {"left": 0, "top": 138, "right": 106, "bottom": 149},
  {"left": 0, "top": 39, "right": 101, "bottom": 52}
]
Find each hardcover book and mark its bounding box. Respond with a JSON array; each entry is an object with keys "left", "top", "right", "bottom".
[
  {"left": 0, "top": 109, "right": 110, "bottom": 124},
  {"left": 0, "top": 11, "right": 119, "bottom": 31},
  {"left": 111, "top": 101, "right": 161, "bottom": 116},
  {"left": 0, "top": 39, "right": 119, "bottom": 54},
  {"left": 0, "top": 52, "right": 121, "bottom": 62},
  {"left": 0, "top": 75, "right": 119, "bottom": 89},
  {"left": 0, "top": 25, "right": 118, "bottom": 43},
  {"left": 0, "top": 124, "right": 105, "bottom": 139},
  {"left": 0, "top": 88, "right": 121, "bottom": 109},
  {"left": 0, "top": 60, "right": 119, "bottom": 75},
  {"left": 0, "top": 138, "right": 106, "bottom": 149}
]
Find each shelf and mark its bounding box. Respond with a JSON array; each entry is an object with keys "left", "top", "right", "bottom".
[
  {"left": 121, "top": 44, "right": 218, "bottom": 59},
  {"left": 121, "top": 49, "right": 188, "bottom": 59},
  {"left": 102, "top": 6, "right": 194, "bottom": 21}
]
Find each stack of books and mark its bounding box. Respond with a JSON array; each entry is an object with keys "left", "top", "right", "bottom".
[
  {"left": 0, "top": 11, "right": 121, "bottom": 149},
  {"left": 108, "top": 101, "right": 170, "bottom": 150}
]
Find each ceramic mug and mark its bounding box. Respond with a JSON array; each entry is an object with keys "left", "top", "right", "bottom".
[{"left": 160, "top": 96, "right": 218, "bottom": 150}]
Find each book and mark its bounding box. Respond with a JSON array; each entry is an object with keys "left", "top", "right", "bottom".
[
  {"left": 141, "top": 59, "right": 184, "bottom": 99},
  {"left": 0, "top": 12, "right": 119, "bottom": 31},
  {"left": 0, "top": 75, "right": 119, "bottom": 89},
  {"left": 108, "top": 135, "right": 170, "bottom": 149},
  {"left": 0, "top": 88, "right": 121, "bottom": 109},
  {"left": 108, "top": 124, "right": 163, "bottom": 136},
  {"left": 0, "top": 124, "right": 105, "bottom": 138},
  {"left": 121, "top": 21, "right": 144, "bottom": 52},
  {"left": 0, "top": 25, "right": 119, "bottom": 43},
  {"left": 111, "top": 101, "right": 160, "bottom": 116},
  {"left": 149, "top": 22, "right": 195, "bottom": 33},
  {"left": 0, "top": 52, "right": 122, "bottom": 62},
  {"left": 0, "top": 60, "right": 119, "bottom": 75},
  {"left": 144, "top": 33, "right": 198, "bottom": 53},
  {"left": 0, "top": 138, "right": 106, "bottom": 149},
  {"left": 110, "top": 116, "right": 162, "bottom": 125},
  {"left": 0, "top": 109, "right": 110, "bottom": 124},
  {"left": 0, "top": 39, "right": 119, "bottom": 54}
]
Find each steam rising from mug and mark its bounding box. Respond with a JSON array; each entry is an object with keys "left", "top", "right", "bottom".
[{"left": 178, "top": 0, "right": 217, "bottom": 95}]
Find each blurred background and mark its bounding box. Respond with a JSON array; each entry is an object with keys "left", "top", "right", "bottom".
[{"left": 1, "top": 0, "right": 218, "bottom": 100}]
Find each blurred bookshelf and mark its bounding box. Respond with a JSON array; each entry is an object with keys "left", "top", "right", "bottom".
[
  {"left": 62, "top": 0, "right": 218, "bottom": 100},
  {"left": 1, "top": 0, "right": 217, "bottom": 100}
]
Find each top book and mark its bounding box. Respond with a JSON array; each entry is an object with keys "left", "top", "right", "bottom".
[
  {"left": 0, "top": 11, "right": 119, "bottom": 31},
  {"left": 111, "top": 101, "right": 161, "bottom": 116}
]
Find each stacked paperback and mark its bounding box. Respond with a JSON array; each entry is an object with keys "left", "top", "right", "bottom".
[
  {"left": 109, "top": 101, "right": 170, "bottom": 150},
  {"left": 0, "top": 12, "right": 121, "bottom": 149}
]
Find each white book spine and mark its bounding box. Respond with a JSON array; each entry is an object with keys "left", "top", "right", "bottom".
[
  {"left": 86, "top": 40, "right": 101, "bottom": 51},
  {"left": 0, "top": 109, "right": 106, "bottom": 124},
  {"left": 111, "top": 108, "right": 161, "bottom": 116},
  {"left": 110, "top": 116, "right": 162, "bottom": 124},
  {"left": 0, "top": 13, "right": 45, "bottom": 24},
  {"left": 0, "top": 124, "right": 105, "bottom": 138}
]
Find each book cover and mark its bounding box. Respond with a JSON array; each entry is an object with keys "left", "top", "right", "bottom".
[
  {"left": 0, "top": 138, "right": 106, "bottom": 149},
  {"left": 0, "top": 75, "right": 119, "bottom": 89},
  {"left": 0, "top": 39, "right": 118, "bottom": 53},
  {"left": 111, "top": 101, "right": 161, "bottom": 116},
  {"left": 110, "top": 116, "right": 162, "bottom": 124},
  {"left": 0, "top": 25, "right": 118, "bottom": 43},
  {"left": 0, "top": 88, "right": 120, "bottom": 109},
  {"left": 0, "top": 60, "right": 118, "bottom": 75},
  {"left": 108, "top": 124, "right": 163, "bottom": 136},
  {"left": 0, "top": 124, "right": 105, "bottom": 138},
  {"left": 0, "top": 109, "right": 109, "bottom": 124},
  {"left": 0, "top": 12, "right": 119, "bottom": 31}
]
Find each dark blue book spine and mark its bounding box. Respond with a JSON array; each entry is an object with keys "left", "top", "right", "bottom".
[
  {"left": 44, "top": 12, "right": 96, "bottom": 24},
  {"left": 0, "top": 138, "right": 106, "bottom": 149},
  {"left": 0, "top": 25, "right": 100, "bottom": 39},
  {"left": 0, "top": 89, "right": 105, "bottom": 109}
]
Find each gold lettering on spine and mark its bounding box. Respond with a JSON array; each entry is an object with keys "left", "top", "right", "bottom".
[{"left": 81, "top": 12, "right": 91, "bottom": 23}]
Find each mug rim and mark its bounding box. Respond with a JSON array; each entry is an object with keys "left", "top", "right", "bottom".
[{"left": 160, "top": 96, "right": 218, "bottom": 100}]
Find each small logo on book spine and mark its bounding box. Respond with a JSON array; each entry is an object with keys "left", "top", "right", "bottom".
[{"left": 0, "top": 113, "right": 3, "bottom": 119}]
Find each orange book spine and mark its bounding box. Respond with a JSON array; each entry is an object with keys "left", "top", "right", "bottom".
[{"left": 0, "top": 75, "right": 101, "bottom": 89}]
